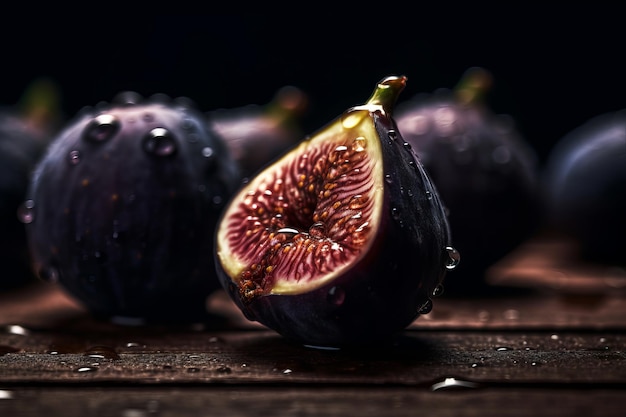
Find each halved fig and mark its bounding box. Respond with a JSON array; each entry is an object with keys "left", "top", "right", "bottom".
[{"left": 215, "top": 76, "right": 456, "bottom": 348}]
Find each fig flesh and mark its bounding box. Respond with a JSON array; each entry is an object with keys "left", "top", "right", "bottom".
[
  {"left": 24, "top": 92, "right": 240, "bottom": 322},
  {"left": 543, "top": 109, "right": 626, "bottom": 265},
  {"left": 215, "top": 76, "right": 455, "bottom": 348},
  {"left": 394, "top": 68, "right": 541, "bottom": 294}
]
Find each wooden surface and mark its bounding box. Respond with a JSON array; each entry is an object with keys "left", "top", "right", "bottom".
[{"left": 1, "top": 236, "right": 625, "bottom": 416}]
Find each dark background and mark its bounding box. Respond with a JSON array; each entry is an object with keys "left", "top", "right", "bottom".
[{"left": 2, "top": 10, "right": 625, "bottom": 166}]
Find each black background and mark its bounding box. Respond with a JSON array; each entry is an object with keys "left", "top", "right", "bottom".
[{"left": 2, "top": 10, "right": 625, "bottom": 165}]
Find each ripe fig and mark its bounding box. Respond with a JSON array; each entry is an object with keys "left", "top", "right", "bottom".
[
  {"left": 23, "top": 92, "right": 241, "bottom": 322},
  {"left": 0, "top": 78, "right": 62, "bottom": 291},
  {"left": 207, "top": 85, "right": 308, "bottom": 178},
  {"left": 215, "top": 76, "right": 456, "bottom": 348},
  {"left": 543, "top": 108, "right": 626, "bottom": 266},
  {"left": 394, "top": 67, "right": 541, "bottom": 294}
]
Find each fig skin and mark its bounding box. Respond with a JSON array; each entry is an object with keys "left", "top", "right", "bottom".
[
  {"left": 543, "top": 108, "right": 626, "bottom": 265},
  {"left": 0, "top": 78, "right": 62, "bottom": 291},
  {"left": 24, "top": 92, "right": 241, "bottom": 322},
  {"left": 394, "top": 68, "right": 541, "bottom": 294},
  {"left": 215, "top": 76, "right": 454, "bottom": 348},
  {"left": 207, "top": 86, "right": 308, "bottom": 179}
]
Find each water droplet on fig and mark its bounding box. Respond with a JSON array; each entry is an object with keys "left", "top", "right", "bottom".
[
  {"left": 277, "top": 227, "right": 299, "bottom": 236},
  {"left": 143, "top": 128, "right": 177, "bottom": 156},
  {"left": 425, "top": 190, "right": 433, "bottom": 200},
  {"left": 327, "top": 286, "right": 346, "bottom": 306},
  {"left": 385, "top": 175, "right": 393, "bottom": 184},
  {"left": 83, "top": 114, "right": 120, "bottom": 142},
  {"left": 388, "top": 130, "right": 398, "bottom": 141},
  {"left": 38, "top": 266, "right": 60, "bottom": 283},
  {"left": 68, "top": 150, "right": 81, "bottom": 165},
  {"left": 431, "top": 377, "right": 479, "bottom": 391},
  {"left": 432, "top": 284, "right": 445, "bottom": 297},
  {"left": 76, "top": 366, "right": 98, "bottom": 373},
  {"left": 17, "top": 200, "right": 35, "bottom": 224},
  {"left": 309, "top": 222, "right": 325, "bottom": 238},
  {"left": 418, "top": 298, "right": 433, "bottom": 314},
  {"left": 445, "top": 246, "right": 461, "bottom": 270},
  {"left": 202, "top": 146, "right": 214, "bottom": 158}
]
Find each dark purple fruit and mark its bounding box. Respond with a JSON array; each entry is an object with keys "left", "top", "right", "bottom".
[
  {"left": 208, "top": 86, "right": 308, "bottom": 178},
  {"left": 543, "top": 108, "right": 626, "bottom": 266},
  {"left": 23, "top": 92, "right": 241, "bottom": 322},
  {"left": 0, "top": 78, "right": 61, "bottom": 291},
  {"left": 394, "top": 68, "right": 541, "bottom": 294},
  {"left": 215, "top": 76, "right": 456, "bottom": 348}
]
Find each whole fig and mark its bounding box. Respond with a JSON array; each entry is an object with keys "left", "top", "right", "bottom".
[
  {"left": 394, "top": 68, "right": 541, "bottom": 294},
  {"left": 208, "top": 85, "right": 308, "bottom": 179},
  {"left": 24, "top": 92, "right": 240, "bottom": 322},
  {"left": 0, "top": 78, "right": 61, "bottom": 291},
  {"left": 543, "top": 108, "right": 626, "bottom": 266},
  {"left": 215, "top": 76, "right": 456, "bottom": 348}
]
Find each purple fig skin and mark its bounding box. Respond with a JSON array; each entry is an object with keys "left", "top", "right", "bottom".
[
  {"left": 395, "top": 68, "right": 541, "bottom": 294},
  {"left": 208, "top": 86, "right": 308, "bottom": 179},
  {"left": 216, "top": 77, "right": 454, "bottom": 348},
  {"left": 0, "top": 78, "right": 62, "bottom": 291},
  {"left": 24, "top": 92, "right": 241, "bottom": 322},
  {"left": 543, "top": 109, "right": 626, "bottom": 265}
]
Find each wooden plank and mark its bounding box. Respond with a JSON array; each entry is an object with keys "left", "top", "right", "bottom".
[{"left": 1, "top": 386, "right": 625, "bottom": 417}]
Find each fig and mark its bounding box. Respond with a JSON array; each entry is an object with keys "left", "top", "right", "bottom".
[
  {"left": 0, "top": 78, "right": 61, "bottom": 291},
  {"left": 207, "top": 85, "right": 308, "bottom": 178},
  {"left": 215, "top": 76, "right": 456, "bottom": 348},
  {"left": 543, "top": 108, "right": 626, "bottom": 266},
  {"left": 23, "top": 92, "right": 241, "bottom": 322},
  {"left": 394, "top": 68, "right": 541, "bottom": 294}
]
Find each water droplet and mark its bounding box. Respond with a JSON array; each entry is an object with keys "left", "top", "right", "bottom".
[
  {"left": 277, "top": 227, "right": 300, "bottom": 236},
  {"left": 83, "top": 114, "right": 120, "bottom": 142},
  {"left": 0, "top": 389, "right": 14, "bottom": 400},
  {"left": 283, "top": 369, "right": 293, "bottom": 374},
  {"left": 84, "top": 345, "right": 120, "bottom": 360},
  {"left": 384, "top": 175, "right": 393, "bottom": 184},
  {"left": 550, "top": 334, "right": 559, "bottom": 340},
  {"left": 76, "top": 366, "right": 98, "bottom": 373},
  {"left": 309, "top": 222, "right": 325, "bottom": 238},
  {"left": 202, "top": 146, "right": 214, "bottom": 158},
  {"left": 143, "top": 128, "right": 177, "bottom": 156},
  {"left": 17, "top": 200, "right": 35, "bottom": 224},
  {"left": 503, "top": 309, "right": 520, "bottom": 320},
  {"left": 445, "top": 246, "right": 461, "bottom": 270},
  {"left": 2, "top": 325, "right": 30, "bottom": 336},
  {"left": 327, "top": 286, "right": 346, "bottom": 306},
  {"left": 403, "top": 141, "right": 412, "bottom": 150},
  {"left": 68, "top": 150, "right": 81, "bottom": 165},
  {"left": 431, "top": 377, "right": 479, "bottom": 391},
  {"left": 388, "top": 130, "right": 398, "bottom": 141},
  {"left": 38, "top": 266, "right": 60, "bottom": 283},
  {"left": 418, "top": 298, "right": 433, "bottom": 315},
  {"left": 432, "top": 284, "right": 445, "bottom": 297},
  {"left": 496, "top": 346, "right": 513, "bottom": 351},
  {"left": 425, "top": 190, "right": 433, "bottom": 200}
]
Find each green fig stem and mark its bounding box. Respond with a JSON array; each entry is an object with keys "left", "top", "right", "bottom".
[
  {"left": 453, "top": 67, "right": 493, "bottom": 106},
  {"left": 365, "top": 75, "right": 407, "bottom": 115}
]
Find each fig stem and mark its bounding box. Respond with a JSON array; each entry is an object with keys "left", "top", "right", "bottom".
[
  {"left": 453, "top": 67, "right": 493, "bottom": 106},
  {"left": 366, "top": 75, "right": 407, "bottom": 115}
]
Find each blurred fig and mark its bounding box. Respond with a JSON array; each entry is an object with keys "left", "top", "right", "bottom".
[
  {"left": 208, "top": 85, "right": 308, "bottom": 178},
  {"left": 0, "top": 78, "right": 62, "bottom": 290},
  {"left": 24, "top": 92, "right": 241, "bottom": 322},
  {"left": 395, "top": 67, "right": 541, "bottom": 294},
  {"left": 215, "top": 76, "right": 456, "bottom": 348},
  {"left": 543, "top": 108, "right": 626, "bottom": 266}
]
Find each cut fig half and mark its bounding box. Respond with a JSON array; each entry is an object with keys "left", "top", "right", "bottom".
[{"left": 215, "top": 76, "right": 454, "bottom": 347}]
